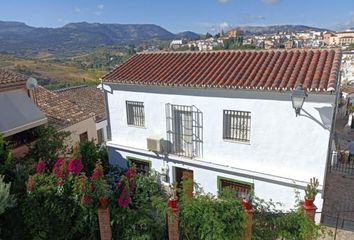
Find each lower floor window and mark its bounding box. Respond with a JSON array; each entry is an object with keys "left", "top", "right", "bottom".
[
  {"left": 218, "top": 177, "right": 253, "bottom": 201},
  {"left": 127, "top": 157, "right": 151, "bottom": 174}
]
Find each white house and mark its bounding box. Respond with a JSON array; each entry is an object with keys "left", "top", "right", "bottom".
[{"left": 101, "top": 49, "right": 342, "bottom": 212}]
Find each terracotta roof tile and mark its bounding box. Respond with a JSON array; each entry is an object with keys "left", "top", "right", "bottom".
[
  {"left": 0, "top": 69, "right": 27, "bottom": 89},
  {"left": 102, "top": 49, "right": 342, "bottom": 92},
  {"left": 53, "top": 85, "right": 106, "bottom": 122},
  {"left": 35, "top": 86, "right": 94, "bottom": 130}
]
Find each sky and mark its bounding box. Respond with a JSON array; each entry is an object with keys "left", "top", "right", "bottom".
[{"left": 1, "top": 0, "right": 354, "bottom": 34}]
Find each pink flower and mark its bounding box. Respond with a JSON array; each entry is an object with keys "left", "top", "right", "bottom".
[
  {"left": 67, "top": 158, "right": 83, "bottom": 175},
  {"left": 118, "top": 188, "right": 131, "bottom": 208},
  {"left": 52, "top": 158, "right": 68, "bottom": 178},
  {"left": 125, "top": 166, "right": 136, "bottom": 181},
  {"left": 35, "top": 160, "right": 46, "bottom": 174}
]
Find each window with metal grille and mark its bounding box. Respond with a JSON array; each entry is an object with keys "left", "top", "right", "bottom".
[
  {"left": 166, "top": 104, "right": 203, "bottom": 158},
  {"left": 223, "top": 110, "right": 251, "bottom": 143},
  {"left": 127, "top": 157, "right": 151, "bottom": 174},
  {"left": 218, "top": 177, "right": 253, "bottom": 201},
  {"left": 126, "top": 101, "right": 145, "bottom": 127},
  {"left": 97, "top": 128, "right": 104, "bottom": 145}
]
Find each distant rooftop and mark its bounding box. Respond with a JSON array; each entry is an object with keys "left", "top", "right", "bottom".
[
  {"left": 102, "top": 49, "right": 342, "bottom": 93},
  {"left": 35, "top": 86, "right": 95, "bottom": 129},
  {"left": 0, "top": 69, "right": 27, "bottom": 89},
  {"left": 53, "top": 85, "right": 106, "bottom": 123}
]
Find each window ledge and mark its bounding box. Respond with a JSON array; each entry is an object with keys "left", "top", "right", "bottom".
[
  {"left": 223, "top": 139, "right": 251, "bottom": 145},
  {"left": 127, "top": 124, "right": 146, "bottom": 129}
]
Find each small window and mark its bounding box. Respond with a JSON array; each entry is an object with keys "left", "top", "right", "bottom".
[
  {"left": 127, "top": 157, "right": 151, "bottom": 174},
  {"left": 126, "top": 101, "right": 145, "bottom": 127},
  {"left": 218, "top": 177, "right": 253, "bottom": 200},
  {"left": 79, "top": 132, "right": 88, "bottom": 143},
  {"left": 97, "top": 128, "right": 104, "bottom": 144},
  {"left": 223, "top": 110, "right": 251, "bottom": 143}
]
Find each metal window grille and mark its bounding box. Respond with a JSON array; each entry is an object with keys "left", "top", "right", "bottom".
[
  {"left": 223, "top": 110, "right": 251, "bottom": 143},
  {"left": 220, "top": 179, "right": 253, "bottom": 200},
  {"left": 126, "top": 101, "right": 145, "bottom": 126},
  {"left": 97, "top": 128, "right": 104, "bottom": 144},
  {"left": 166, "top": 104, "right": 203, "bottom": 158}
]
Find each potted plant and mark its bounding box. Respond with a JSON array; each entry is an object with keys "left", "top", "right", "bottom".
[
  {"left": 91, "top": 160, "right": 109, "bottom": 208},
  {"left": 168, "top": 183, "right": 178, "bottom": 209},
  {"left": 304, "top": 177, "right": 319, "bottom": 206},
  {"left": 74, "top": 173, "right": 92, "bottom": 205},
  {"left": 94, "top": 178, "right": 109, "bottom": 208}
]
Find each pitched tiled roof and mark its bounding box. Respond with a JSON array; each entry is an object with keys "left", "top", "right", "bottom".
[
  {"left": 35, "top": 86, "right": 95, "bottom": 130},
  {"left": 102, "top": 49, "right": 342, "bottom": 92},
  {"left": 0, "top": 69, "right": 27, "bottom": 89},
  {"left": 53, "top": 85, "right": 106, "bottom": 122}
]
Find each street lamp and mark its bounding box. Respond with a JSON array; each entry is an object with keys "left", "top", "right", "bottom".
[{"left": 291, "top": 85, "right": 308, "bottom": 117}]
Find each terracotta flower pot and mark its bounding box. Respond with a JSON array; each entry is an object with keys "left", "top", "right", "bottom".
[
  {"left": 99, "top": 197, "right": 109, "bottom": 208},
  {"left": 304, "top": 198, "right": 314, "bottom": 207},
  {"left": 80, "top": 195, "right": 92, "bottom": 205},
  {"left": 168, "top": 198, "right": 178, "bottom": 209},
  {"left": 241, "top": 199, "right": 253, "bottom": 210}
]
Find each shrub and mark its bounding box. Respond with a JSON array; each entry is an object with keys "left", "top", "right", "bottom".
[
  {"left": 79, "top": 140, "right": 109, "bottom": 174},
  {"left": 110, "top": 171, "right": 168, "bottom": 240},
  {"left": 26, "top": 125, "right": 70, "bottom": 168},
  {"left": 179, "top": 182, "right": 246, "bottom": 240},
  {"left": 0, "top": 175, "right": 16, "bottom": 215}
]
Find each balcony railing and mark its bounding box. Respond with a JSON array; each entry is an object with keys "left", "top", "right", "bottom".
[{"left": 330, "top": 150, "right": 354, "bottom": 175}]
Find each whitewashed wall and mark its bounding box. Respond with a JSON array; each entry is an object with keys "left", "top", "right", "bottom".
[{"left": 106, "top": 84, "right": 335, "bottom": 210}]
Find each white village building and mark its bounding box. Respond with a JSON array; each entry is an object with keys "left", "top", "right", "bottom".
[{"left": 101, "top": 49, "right": 341, "bottom": 212}]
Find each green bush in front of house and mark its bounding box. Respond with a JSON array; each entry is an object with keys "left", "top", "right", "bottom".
[{"left": 179, "top": 181, "right": 246, "bottom": 240}]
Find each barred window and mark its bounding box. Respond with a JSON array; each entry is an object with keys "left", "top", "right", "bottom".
[
  {"left": 166, "top": 104, "right": 203, "bottom": 158},
  {"left": 223, "top": 110, "right": 251, "bottom": 143},
  {"left": 219, "top": 177, "right": 253, "bottom": 201},
  {"left": 126, "top": 101, "right": 145, "bottom": 126},
  {"left": 127, "top": 157, "right": 151, "bottom": 174}
]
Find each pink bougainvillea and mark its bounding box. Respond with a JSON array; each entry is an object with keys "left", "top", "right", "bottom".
[
  {"left": 91, "top": 161, "right": 104, "bottom": 180},
  {"left": 125, "top": 166, "right": 136, "bottom": 181},
  {"left": 52, "top": 157, "right": 68, "bottom": 178},
  {"left": 67, "top": 158, "right": 83, "bottom": 175},
  {"left": 35, "top": 160, "right": 46, "bottom": 174},
  {"left": 118, "top": 185, "right": 131, "bottom": 208}
]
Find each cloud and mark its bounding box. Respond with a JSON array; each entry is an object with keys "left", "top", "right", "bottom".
[
  {"left": 74, "top": 7, "right": 81, "bottom": 13},
  {"left": 57, "top": 18, "right": 68, "bottom": 24},
  {"left": 241, "top": 15, "right": 266, "bottom": 24},
  {"left": 261, "top": 0, "right": 280, "bottom": 4},
  {"left": 97, "top": 4, "right": 104, "bottom": 10},
  {"left": 197, "top": 21, "right": 231, "bottom": 33},
  {"left": 218, "top": 0, "right": 231, "bottom": 4}
]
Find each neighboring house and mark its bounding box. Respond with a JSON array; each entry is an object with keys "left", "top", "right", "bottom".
[
  {"left": 53, "top": 85, "right": 108, "bottom": 145},
  {"left": 101, "top": 49, "right": 341, "bottom": 213},
  {"left": 35, "top": 86, "right": 97, "bottom": 146},
  {"left": 0, "top": 69, "right": 47, "bottom": 159}
]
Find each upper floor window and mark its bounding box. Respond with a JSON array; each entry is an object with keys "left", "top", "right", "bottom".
[
  {"left": 126, "top": 101, "right": 145, "bottom": 127},
  {"left": 166, "top": 104, "right": 203, "bottom": 158},
  {"left": 223, "top": 110, "right": 251, "bottom": 143}
]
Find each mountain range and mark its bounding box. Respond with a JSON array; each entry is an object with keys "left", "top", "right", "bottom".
[{"left": 0, "top": 21, "right": 331, "bottom": 54}]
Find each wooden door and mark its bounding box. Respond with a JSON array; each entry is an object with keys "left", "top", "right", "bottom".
[{"left": 175, "top": 167, "right": 193, "bottom": 199}]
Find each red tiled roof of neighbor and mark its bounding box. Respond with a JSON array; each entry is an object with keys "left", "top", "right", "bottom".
[
  {"left": 102, "top": 49, "right": 342, "bottom": 92},
  {"left": 0, "top": 69, "right": 27, "bottom": 89},
  {"left": 53, "top": 85, "right": 106, "bottom": 123},
  {"left": 35, "top": 86, "right": 95, "bottom": 130}
]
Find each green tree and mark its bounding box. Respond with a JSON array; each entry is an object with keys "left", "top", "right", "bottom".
[
  {"left": 27, "top": 125, "right": 70, "bottom": 168},
  {"left": 79, "top": 140, "right": 109, "bottom": 174}
]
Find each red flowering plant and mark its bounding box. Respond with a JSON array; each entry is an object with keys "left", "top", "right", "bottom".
[
  {"left": 35, "top": 160, "right": 46, "bottom": 174},
  {"left": 91, "top": 160, "right": 109, "bottom": 208},
  {"left": 115, "top": 165, "right": 137, "bottom": 208}
]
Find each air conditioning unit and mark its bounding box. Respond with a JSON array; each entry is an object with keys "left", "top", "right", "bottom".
[{"left": 147, "top": 137, "right": 164, "bottom": 153}]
